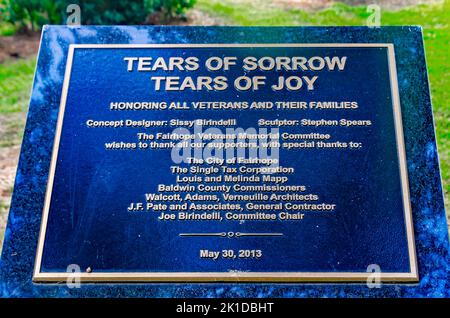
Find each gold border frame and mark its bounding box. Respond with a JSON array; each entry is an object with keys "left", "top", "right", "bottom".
[{"left": 33, "top": 43, "right": 418, "bottom": 283}]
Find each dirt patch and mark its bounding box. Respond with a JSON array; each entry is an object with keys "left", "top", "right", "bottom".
[
  {"left": 336, "top": 0, "right": 440, "bottom": 10},
  {"left": 0, "top": 33, "right": 40, "bottom": 64},
  {"left": 0, "top": 144, "right": 20, "bottom": 209}
]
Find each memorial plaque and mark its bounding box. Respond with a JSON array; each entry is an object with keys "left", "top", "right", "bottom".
[{"left": 1, "top": 26, "right": 449, "bottom": 297}]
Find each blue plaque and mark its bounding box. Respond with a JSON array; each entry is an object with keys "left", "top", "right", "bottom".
[{"left": 1, "top": 26, "right": 449, "bottom": 297}]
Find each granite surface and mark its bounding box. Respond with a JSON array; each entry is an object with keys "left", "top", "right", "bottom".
[{"left": 0, "top": 26, "right": 448, "bottom": 297}]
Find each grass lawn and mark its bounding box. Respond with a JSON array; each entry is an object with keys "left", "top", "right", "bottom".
[{"left": 197, "top": 0, "right": 450, "bottom": 212}]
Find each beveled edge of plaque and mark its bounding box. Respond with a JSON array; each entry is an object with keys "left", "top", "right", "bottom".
[{"left": 32, "top": 43, "right": 419, "bottom": 283}]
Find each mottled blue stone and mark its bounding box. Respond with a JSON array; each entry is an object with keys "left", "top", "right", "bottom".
[{"left": 0, "top": 26, "right": 448, "bottom": 298}]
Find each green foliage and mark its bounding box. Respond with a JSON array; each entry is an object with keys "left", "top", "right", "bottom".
[{"left": 1, "top": 0, "right": 197, "bottom": 31}]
